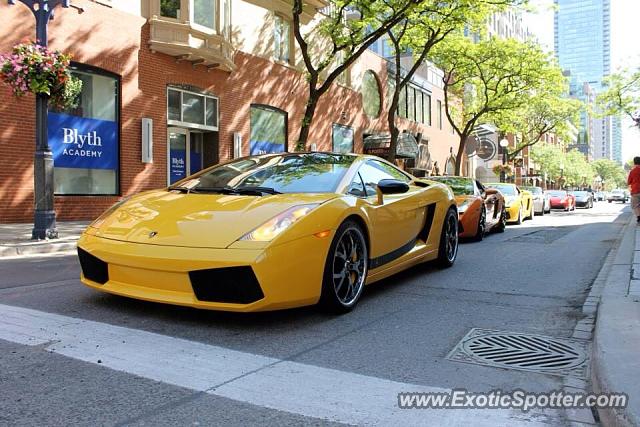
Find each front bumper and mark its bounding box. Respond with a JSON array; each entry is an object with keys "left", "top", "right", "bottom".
[
  {"left": 77, "top": 233, "right": 332, "bottom": 312},
  {"left": 505, "top": 204, "right": 520, "bottom": 223}
]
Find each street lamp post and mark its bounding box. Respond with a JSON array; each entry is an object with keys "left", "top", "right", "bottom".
[
  {"left": 499, "top": 138, "right": 509, "bottom": 183},
  {"left": 7, "top": 0, "right": 71, "bottom": 239}
]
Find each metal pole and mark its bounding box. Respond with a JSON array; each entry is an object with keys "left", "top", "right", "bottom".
[{"left": 8, "top": 0, "right": 70, "bottom": 239}]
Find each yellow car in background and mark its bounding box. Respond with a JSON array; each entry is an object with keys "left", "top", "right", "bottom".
[{"left": 484, "top": 183, "right": 533, "bottom": 225}]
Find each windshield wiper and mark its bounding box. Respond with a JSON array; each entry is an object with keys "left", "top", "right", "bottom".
[{"left": 174, "top": 186, "right": 282, "bottom": 196}]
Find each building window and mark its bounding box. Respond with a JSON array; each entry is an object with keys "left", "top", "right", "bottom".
[
  {"left": 437, "top": 100, "right": 443, "bottom": 129},
  {"left": 407, "top": 87, "right": 415, "bottom": 122},
  {"left": 416, "top": 91, "right": 423, "bottom": 124},
  {"left": 161, "top": 0, "right": 180, "bottom": 19},
  {"left": 274, "top": 15, "right": 292, "bottom": 64},
  {"left": 167, "top": 87, "right": 219, "bottom": 131},
  {"left": 49, "top": 65, "right": 119, "bottom": 195},
  {"left": 361, "top": 70, "right": 381, "bottom": 117},
  {"left": 424, "top": 93, "right": 431, "bottom": 126},
  {"left": 332, "top": 124, "right": 354, "bottom": 153},
  {"left": 250, "top": 105, "right": 287, "bottom": 154},
  {"left": 193, "top": 0, "right": 215, "bottom": 30}
]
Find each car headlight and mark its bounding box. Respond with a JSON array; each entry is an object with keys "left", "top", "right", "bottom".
[
  {"left": 89, "top": 196, "right": 132, "bottom": 229},
  {"left": 239, "top": 203, "right": 320, "bottom": 242},
  {"left": 457, "top": 199, "right": 474, "bottom": 214}
]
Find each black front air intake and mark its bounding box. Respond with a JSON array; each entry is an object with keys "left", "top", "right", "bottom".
[
  {"left": 77, "top": 248, "right": 109, "bottom": 284},
  {"left": 189, "top": 266, "right": 264, "bottom": 304}
]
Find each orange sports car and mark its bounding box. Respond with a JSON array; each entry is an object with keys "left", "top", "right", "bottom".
[{"left": 429, "top": 176, "right": 506, "bottom": 240}]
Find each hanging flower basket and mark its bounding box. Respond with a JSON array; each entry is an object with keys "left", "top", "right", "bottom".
[
  {"left": 0, "top": 42, "right": 82, "bottom": 110},
  {"left": 492, "top": 164, "right": 513, "bottom": 176}
]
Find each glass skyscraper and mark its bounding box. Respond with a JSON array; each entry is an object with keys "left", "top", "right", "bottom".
[
  {"left": 554, "top": 0, "right": 620, "bottom": 162},
  {"left": 554, "top": 0, "right": 610, "bottom": 91}
]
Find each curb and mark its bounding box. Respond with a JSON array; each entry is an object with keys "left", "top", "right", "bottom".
[
  {"left": 0, "top": 240, "right": 78, "bottom": 258},
  {"left": 592, "top": 215, "right": 640, "bottom": 427}
]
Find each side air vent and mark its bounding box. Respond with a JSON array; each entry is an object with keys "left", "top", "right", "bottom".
[{"left": 77, "top": 248, "right": 109, "bottom": 284}]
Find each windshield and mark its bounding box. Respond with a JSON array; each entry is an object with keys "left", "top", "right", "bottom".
[
  {"left": 612, "top": 190, "right": 624, "bottom": 194},
  {"left": 572, "top": 191, "right": 589, "bottom": 196},
  {"left": 429, "top": 177, "right": 474, "bottom": 196},
  {"left": 170, "top": 153, "right": 355, "bottom": 194},
  {"left": 486, "top": 184, "right": 516, "bottom": 196},
  {"left": 547, "top": 191, "right": 566, "bottom": 197},
  {"left": 521, "top": 186, "right": 542, "bottom": 195}
]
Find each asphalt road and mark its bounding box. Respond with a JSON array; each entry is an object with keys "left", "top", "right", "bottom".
[{"left": 0, "top": 201, "right": 630, "bottom": 426}]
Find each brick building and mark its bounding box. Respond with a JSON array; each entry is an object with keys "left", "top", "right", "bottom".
[{"left": 0, "top": 0, "right": 458, "bottom": 223}]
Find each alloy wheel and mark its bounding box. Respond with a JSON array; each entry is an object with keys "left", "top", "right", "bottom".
[
  {"left": 445, "top": 212, "right": 459, "bottom": 262},
  {"left": 331, "top": 227, "right": 368, "bottom": 307}
]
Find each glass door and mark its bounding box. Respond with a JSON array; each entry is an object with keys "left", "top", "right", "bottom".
[{"left": 168, "top": 127, "right": 189, "bottom": 185}]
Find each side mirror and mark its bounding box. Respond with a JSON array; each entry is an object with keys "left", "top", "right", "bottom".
[{"left": 376, "top": 179, "right": 409, "bottom": 205}]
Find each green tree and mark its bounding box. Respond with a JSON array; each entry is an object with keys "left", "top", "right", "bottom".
[
  {"left": 431, "top": 36, "right": 556, "bottom": 175},
  {"left": 562, "top": 149, "right": 593, "bottom": 188},
  {"left": 384, "top": 0, "right": 518, "bottom": 162},
  {"left": 592, "top": 158, "right": 627, "bottom": 189},
  {"left": 597, "top": 68, "right": 640, "bottom": 129},
  {"left": 494, "top": 69, "right": 582, "bottom": 160},
  {"left": 292, "top": 0, "right": 424, "bottom": 150},
  {"left": 530, "top": 143, "right": 564, "bottom": 185}
]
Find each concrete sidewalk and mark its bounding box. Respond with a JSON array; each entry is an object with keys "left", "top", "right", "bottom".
[
  {"left": 0, "top": 222, "right": 88, "bottom": 258},
  {"left": 592, "top": 215, "right": 640, "bottom": 426}
]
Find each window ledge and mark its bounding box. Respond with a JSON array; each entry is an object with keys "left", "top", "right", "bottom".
[{"left": 149, "top": 17, "right": 235, "bottom": 72}]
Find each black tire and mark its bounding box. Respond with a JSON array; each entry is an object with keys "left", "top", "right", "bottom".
[
  {"left": 608, "top": 200, "right": 612, "bottom": 203},
  {"left": 473, "top": 207, "right": 486, "bottom": 242},
  {"left": 539, "top": 206, "right": 545, "bottom": 216},
  {"left": 436, "top": 207, "right": 459, "bottom": 268},
  {"left": 319, "top": 220, "right": 368, "bottom": 313},
  {"left": 493, "top": 208, "right": 507, "bottom": 233}
]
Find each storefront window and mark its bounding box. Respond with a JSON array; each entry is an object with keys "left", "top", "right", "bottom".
[
  {"left": 49, "top": 66, "right": 119, "bottom": 195},
  {"left": 250, "top": 105, "right": 287, "bottom": 155},
  {"left": 161, "top": 0, "right": 180, "bottom": 19},
  {"left": 332, "top": 124, "right": 354, "bottom": 153},
  {"left": 193, "top": 0, "right": 215, "bottom": 30}
]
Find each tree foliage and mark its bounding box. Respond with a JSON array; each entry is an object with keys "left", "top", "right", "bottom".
[
  {"left": 530, "top": 144, "right": 596, "bottom": 189},
  {"left": 292, "top": 0, "right": 425, "bottom": 149},
  {"left": 494, "top": 68, "right": 582, "bottom": 159},
  {"left": 431, "top": 36, "right": 558, "bottom": 175},
  {"left": 597, "top": 68, "right": 640, "bottom": 130},
  {"left": 384, "top": 0, "right": 519, "bottom": 162},
  {"left": 591, "top": 158, "right": 627, "bottom": 189}
]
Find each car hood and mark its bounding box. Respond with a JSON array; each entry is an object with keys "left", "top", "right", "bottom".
[{"left": 87, "top": 190, "right": 337, "bottom": 248}]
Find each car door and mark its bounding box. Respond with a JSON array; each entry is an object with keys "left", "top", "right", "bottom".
[
  {"left": 476, "top": 180, "right": 498, "bottom": 225},
  {"left": 355, "top": 160, "right": 426, "bottom": 263}
]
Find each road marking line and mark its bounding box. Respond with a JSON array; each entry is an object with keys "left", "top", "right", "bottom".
[{"left": 0, "top": 303, "right": 561, "bottom": 426}]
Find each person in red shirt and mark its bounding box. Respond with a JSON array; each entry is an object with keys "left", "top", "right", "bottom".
[{"left": 627, "top": 156, "right": 640, "bottom": 223}]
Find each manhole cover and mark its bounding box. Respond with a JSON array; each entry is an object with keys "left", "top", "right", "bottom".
[{"left": 447, "top": 329, "right": 589, "bottom": 378}]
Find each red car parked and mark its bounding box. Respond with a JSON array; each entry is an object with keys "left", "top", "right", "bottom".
[{"left": 545, "top": 190, "right": 575, "bottom": 211}]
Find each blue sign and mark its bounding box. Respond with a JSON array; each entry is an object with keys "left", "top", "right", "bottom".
[
  {"left": 250, "top": 140, "right": 285, "bottom": 155},
  {"left": 48, "top": 112, "right": 118, "bottom": 170},
  {"left": 170, "top": 149, "right": 186, "bottom": 184}
]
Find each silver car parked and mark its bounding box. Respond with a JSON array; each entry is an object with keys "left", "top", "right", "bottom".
[{"left": 521, "top": 186, "right": 550, "bottom": 215}]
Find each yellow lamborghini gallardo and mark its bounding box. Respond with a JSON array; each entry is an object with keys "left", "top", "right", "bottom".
[{"left": 77, "top": 153, "right": 458, "bottom": 313}]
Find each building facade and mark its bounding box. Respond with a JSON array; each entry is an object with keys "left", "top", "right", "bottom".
[{"left": 0, "top": 0, "right": 458, "bottom": 223}]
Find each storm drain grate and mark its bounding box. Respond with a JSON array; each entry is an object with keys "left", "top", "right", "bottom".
[{"left": 447, "top": 328, "right": 589, "bottom": 378}]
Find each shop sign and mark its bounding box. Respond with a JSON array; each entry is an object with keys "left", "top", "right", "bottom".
[
  {"left": 170, "top": 149, "right": 186, "bottom": 182},
  {"left": 48, "top": 112, "right": 118, "bottom": 169}
]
